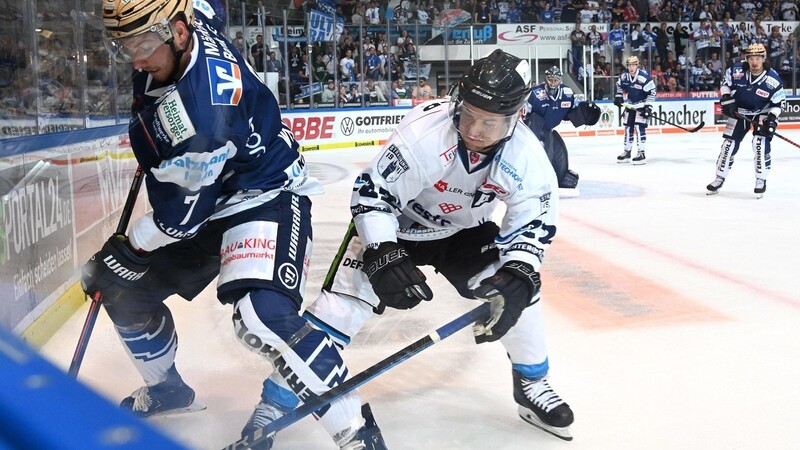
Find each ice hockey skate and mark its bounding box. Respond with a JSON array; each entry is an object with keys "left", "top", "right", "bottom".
[
  {"left": 338, "top": 404, "right": 388, "bottom": 450},
  {"left": 706, "top": 176, "right": 725, "bottom": 195},
  {"left": 120, "top": 365, "right": 205, "bottom": 418},
  {"left": 616, "top": 150, "right": 631, "bottom": 163},
  {"left": 513, "top": 371, "right": 574, "bottom": 441},
  {"left": 240, "top": 398, "right": 287, "bottom": 450},
  {"left": 754, "top": 178, "right": 767, "bottom": 199},
  {"left": 632, "top": 151, "right": 646, "bottom": 165}
]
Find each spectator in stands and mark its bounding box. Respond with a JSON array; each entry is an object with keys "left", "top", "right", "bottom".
[
  {"left": 690, "top": 57, "right": 710, "bottom": 90},
  {"left": 340, "top": 49, "right": 356, "bottom": 82},
  {"left": 782, "top": 0, "right": 799, "bottom": 20},
  {"left": 348, "top": 84, "right": 363, "bottom": 104},
  {"left": 674, "top": 22, "right": 689, "bottom": 59},
  {"left": 588, "top": 24, "right": 604, "bottom": 61},
  {"left": 664, "top": 76, "right": 682, "bottom": 92},
  {"left": 692, "top": 19, "right": 712, "bottom": 62},
  {"left": 367, "top": 47, "right": 382, "bottom": 80},
  {"left": 367, "top": 1, "right": 381, "bottom": 24},
  {"left": 337, "top": 84, "right": 350, "bottom": 106},
  {"left": 266, "top": 51, "right": 281, "bottom": 73},
  {"left": 540, "top": 2, "right": 556, "bottom": 22},
  {"left": 623, "top": 0, "right": 638, "bottom": 21},
  {"left": 250, "top": 34, "right": 265, "bottom": 72},
  {"left": 561, "top": 0, "right": 580, "bottom": 22},
  {"left": 400, "top": 36, "right": 416, "bottom": 62},
  {"left": 571, "top": 21, "right": 587, "bottom": 80},
  {"left": 597, "top": 0, "right": 612, "bottom": 23},
  {"left": 411, "top": 78, "right": 433, "bottom": 100},
  {"left": 609, "top": 21, "right": 626, "bottom": 61},
  {"left": 312, "top": 53, "right": 328, "bottom": 83},
  {"left": 321, "top": 79, "right": 336, "bottom": 104},
  {"left": 611, "top": 0, "right": 625, "bottom": 22},
  {"left": 507, "top": 2, "right": 522, "bottom": 22},
  {"left": 389, "top": 78, "right": 408, "bottom": 101},
  {"left": 768, "top": 26, "right": 785, "bottom": 69},
  {"left": 232, "top": 31, "right": 245, "bottom": 57},
  {"left": 364, "top": 78, "right": 387, "bottom": 103},
  {"left": 655, "top": 22, "right": 670, "bottom": 63},
  {"left": 475, "top": 0, "right": 491, "bottom": 22},
  {"left": 708, "top": 51, "right": 723, "bottom": 72}
]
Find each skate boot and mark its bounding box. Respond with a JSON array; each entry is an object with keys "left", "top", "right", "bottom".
[
  {"left": 337, "top": 404, "right": 388, "bottom": 450},
  {"left": 616, "top": 150, "right": 631, "bottom": 163},
  {"left": 632, "top": 151, "right": 646, "bottom": 165},
  {"left": 513, "top": 371, "right": 574, "bottom": 441},
  {"left": 240, "top": 399, "right": 287, "bottom": 450},
  {"left": 706, "top": 176, "right": 725, "bottom": 195},
  {"left": 120, "top": 365, "right": 205, "bottom": 418},
  {"left": 754, "top": 178, "right": 767, "bottom": 199}
]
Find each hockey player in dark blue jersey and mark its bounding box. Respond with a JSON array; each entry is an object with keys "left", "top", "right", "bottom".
[
  {"left": 86, "top": 1, "right": 385, "bottom": 448},
  {"left": 524, "top": 66, "right": 600, "bottom": 192},
  {"left": 614, "top": 56, "right": 657, "bottom": 165},
  {"left": 707, "top": 43, "right": 785, "bottom": 199}
]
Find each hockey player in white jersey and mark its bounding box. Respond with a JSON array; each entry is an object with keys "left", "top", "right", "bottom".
[
  {"left": 614, "top": 55, "right": 657, "bottom": 164},
  {"left": 707, "top": 43, "right": 785, "bottom": 198},
  {"left": 254, "top": 49, "right": 575, "bottom": 443},
  {"left": 87, "top": 1, "right": 384, "bottom": 449}
]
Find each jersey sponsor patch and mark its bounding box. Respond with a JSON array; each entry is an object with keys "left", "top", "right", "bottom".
[
  {"left": 377, "top": 144, "right": 409, "bottom": 182},
  {"left": 764, "top": 76, "right": 780, "bottom": 89},
  {"left": 156, "top": 91, "right": 197, "bottom": 146},
  {"left": 756, "top": 88, "right": 769, "bottom": 98},
  {"left": 207, "top": 57, "right": 243, "bottom": 106},
  {"left": 561, "top": 101, "right": 571, "bottom": 108},
  {"left": 151, "top": 140, "right": 236, "bottom": 191},
  {"left": 540, "top": 192, "right": 551, "bottom": 211}
]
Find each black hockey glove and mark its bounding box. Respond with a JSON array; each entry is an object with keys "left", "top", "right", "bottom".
[
  {"left": 720, "top": 94, "right": 736, "bottom": 117},
  {"left": 362, "top": 241, "right": 433, "bottom": 311},
  {"left": 759, "top": 114, "right": 778, "bottom": 138},
  {"left": 472, "top": 261, "right": 540, "bottom": 344},
  {"left": 613, "top": 95, "right": 623, "bottom": 108},
  {"left": 81, "top": 235, "right": 151, "bottom": 303},
  {"left": 639, "top": 104, "right": 653, "bottom": 119}
]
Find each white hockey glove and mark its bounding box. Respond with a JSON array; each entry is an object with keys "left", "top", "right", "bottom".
[{"left": 472, "top": 261, "right": 540, "bottom": 344}]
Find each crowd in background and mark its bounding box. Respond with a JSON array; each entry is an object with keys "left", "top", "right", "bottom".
[{"left": 1, "top": 0, "right": 800, "bottom": 136}]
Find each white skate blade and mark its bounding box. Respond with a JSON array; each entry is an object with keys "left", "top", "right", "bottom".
[
  {"left": 755, "top": 193, "right": 764, "bottom": 199},
  {"left": 616, "top": 159, "right": 631, "bottom": 164},
  {"left": 706, "top": 190, "right": 720, "bottom": 196},
  {"left": 148, "top": 400, "right": 207, "bottom": 418},
  {"left": 518, "top": 406, "right": 573, "bottom": 441},
  {"left": 632, "top": 160, "right": 646, "bottom": 165}
]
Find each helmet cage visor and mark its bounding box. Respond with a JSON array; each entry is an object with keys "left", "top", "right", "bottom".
[
  {"left": 103, "top": 18, "right": 174, "bottom": 63},
  {"left": 456, "top": 100, "right": 518, "bottom": 146}
]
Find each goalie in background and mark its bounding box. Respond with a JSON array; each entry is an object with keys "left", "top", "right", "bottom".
[{"left": 524, "top": 66, "right": 600, "bottom": 196}]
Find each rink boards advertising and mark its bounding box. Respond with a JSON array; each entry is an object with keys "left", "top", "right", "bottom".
[{"left": 3, "top": 97, "right": 800, "bottom": 346}]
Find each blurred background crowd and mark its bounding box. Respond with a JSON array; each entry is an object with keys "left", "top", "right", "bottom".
[{"left": 1, "top": 0, "right": 799, "bottom": 137}]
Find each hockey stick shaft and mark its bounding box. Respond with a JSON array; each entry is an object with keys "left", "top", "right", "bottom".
[
  {"left": 68, "top": 164, "right": 144, "bottom": 377},
  {"left": 734, "top": 113, "right": 800, "bottom": 150},
  {"left": 223, "top": 302, "right": 491, "bottom": 450},
  {"left": 622, "top": 103, "right": 704, "bottom": 133}
]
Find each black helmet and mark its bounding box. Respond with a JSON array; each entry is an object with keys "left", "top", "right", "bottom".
[{"left": 458, "top": 49, "right": 532, "bottom": 116}]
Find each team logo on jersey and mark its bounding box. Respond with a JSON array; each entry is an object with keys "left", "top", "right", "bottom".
[
  {"left": 535, "top": 89, "right": 548, "bottom": 100},
  {"left": 755, "top": 89, "right": 769, "bottom": 98},
  {"left": 469, "top": 151, "right": 480, "bottom": 164},
  {"left": 439, "top": 203, "right": 462, "bottom": 214},
  {"left": 377, "top": 144, "right": 409, "bottom": 182},
  {"left": 207, "top": 57, "right": 242, "bottom": 106}
]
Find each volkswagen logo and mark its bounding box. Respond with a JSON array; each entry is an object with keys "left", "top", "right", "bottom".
[{"left": 340, "top": 117, "right": 355, "bottom": 136}]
